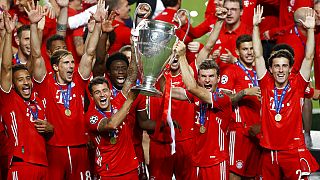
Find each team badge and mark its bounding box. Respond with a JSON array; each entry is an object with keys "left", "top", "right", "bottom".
[
  {"left": 221, "top": 75, "right": 228, "bottom": 84},
  {"left": 90, "top": 116, "right": 98, "bottom": 124},
  {"left": 236, "top": 160, "right": 244, "bottom": 169}
]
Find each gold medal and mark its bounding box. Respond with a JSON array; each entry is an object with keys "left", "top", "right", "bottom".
[
  {"left": 275, "top": 114, "right": 282, "bottom": 122},
  {"left": 110, "top": 137, "right": 117, "bottom": 144},
  {"left": 200, "top": 125, "right": 206, "bottom": 134},
  {"left": 65, "top": 109, "right": 72, "bottom": 116}
]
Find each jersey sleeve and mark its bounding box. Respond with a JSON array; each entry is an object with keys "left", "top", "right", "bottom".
[
  {"left": 86, "top": 112, "right": 103, "bottom": 132},
  {"left": 218, "top": 66, "right": 236, "bottom": 93},
  {"left": 211, "top": 92, "right": 232, "bottom": 110},
  {"left": 136, "top": 95, "right": 147, "bottom": 112}
]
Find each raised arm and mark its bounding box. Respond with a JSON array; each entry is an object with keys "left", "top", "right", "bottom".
[
  {"left": 252, "top": 5, "right": 267, "bottom": 79},
  {"left": 56, "top": 0, "right": 69, "bottom": 37},
  {"left": 121, "top": 44, "right": 138, "bottom": 97},
  {"left": 196, "top": 7, "right": 227, "bottom": 67},
  {"left": 93, "top": 10, "right": 118, "bottom": 77},
  {"left": 177, "top": 41, "right": 212, "bottom": 104},
  {"left": 98, "top": 90, "right": 139, "bottom": 131},
  {"left": 78, "top": 0, "right": 105, "bottom": 79},
  {"left": 25, "top": 1, "right": 47, "bottom": 82},
  {"left": 299, "top": 8, "right": 315, "bottom": 80},
  {"left": 1, "top": 12, "right": 16, "bottom": 92}
]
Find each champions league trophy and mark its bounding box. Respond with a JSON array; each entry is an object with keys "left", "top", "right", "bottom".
[{"left": 131, "top": 4, "right": 190, "bottom": 96}]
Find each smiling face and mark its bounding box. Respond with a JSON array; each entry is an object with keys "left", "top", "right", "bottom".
[
  {"left": 269, "top": 57, "right": 292, "bottom": 88},
  {"left": 237, "top": 41, "right": 254, "bottom": 67},
  {"left": 13, "top": 69, "right": 33, "bottom": 100},
  {"left": 53, "top": 54, "right": 75, "bottom": 84},
  {"left": 91, "top": 83, "right": 111, "bottom": 110},
  {"left": 108, "top": 60, "right": 128, "bottom": 89},
  {"left": 198, "top": 68, "right": 220, "bottom": 92}
]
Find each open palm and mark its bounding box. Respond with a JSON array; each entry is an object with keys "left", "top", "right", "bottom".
[{"left": 253, "top": 5, "right": 264, "bottom": 26}]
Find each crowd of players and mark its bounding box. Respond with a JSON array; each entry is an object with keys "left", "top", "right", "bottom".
[{"left": 0, "top": 0, "right": 320, "bottom": 179}]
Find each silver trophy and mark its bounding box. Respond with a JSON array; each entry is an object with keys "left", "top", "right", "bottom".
[{"left": 132, "top": 4, "right": 190, "bottom": 96}]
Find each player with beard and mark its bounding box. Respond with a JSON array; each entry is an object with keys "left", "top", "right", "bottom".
[
  {"left": 28, "top": 0, "right": 105, "bottom": 179},
  {"left": 85, "top": 76, "right": 140, "bottom": 179},
  {"left": 171, "top": 41, "right": 232, "bottom": 180},
  {"left": 0, "top": 11, "right": 53, "bottom": 179},
  {"left": 253, "top": 5, "right": 319, "bottom": 179},
  {"left": 12, "top": 25, "right": 30, "bottom": 65},
  {"left": 218, "top": 35, "right": 261, "bottom": 179}
]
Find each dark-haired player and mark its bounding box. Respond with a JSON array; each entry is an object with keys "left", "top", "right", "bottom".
[{"left": 253, "top": 5, "right": 319, "bottom": 179}]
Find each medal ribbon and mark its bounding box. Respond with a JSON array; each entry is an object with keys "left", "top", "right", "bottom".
[
  {"left": 274, "top": 83, "right": 290, "bottom": 114},
  {"left": 24, "top": 101, "right": 38, "bottom": 120},
  {"left": 112, "top": 86, "right": 120, "bottom": 97},
  {"left": 294, "top": 25, "right": 306, "bottom": 48},
  {"left": 236, "top": 61, "right": 258, "bottom": 86},
  {"left": 14, "top": 53, "right": 21, "bottom": 64},
  {"left": 200, "top": 88, "right": 219, "bottom": 126},
  {"left": 96, "top": 105, "right": 116, "bottom": 138},
  {"left": 55, "top": 76, "right": 72, "bottom": 111}
]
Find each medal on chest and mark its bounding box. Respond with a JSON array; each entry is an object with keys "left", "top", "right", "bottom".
[
  {"left": 97, "top": 105, "right": 118, "bottom": 145},
  {"left": 273, "top": 84, "right": 289, "bottom": 122},
  {"left": 199, "top": 103, "right": 207, "bottom": 134}
]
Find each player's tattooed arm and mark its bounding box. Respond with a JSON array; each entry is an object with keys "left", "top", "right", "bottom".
[
  {"left": 98, "top": 90, "right": 139, "bottom": 132},
  {"left": 122, "top": 45, "right": 138, "bottom": 97},
  {"left": 228, "top": 87, "right": 261, "bottom": 105}
]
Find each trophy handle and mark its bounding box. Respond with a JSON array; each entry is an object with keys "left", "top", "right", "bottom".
[
  {"left": 133, "top": 3, "right": 152, "bottom": 29},
  {"left": 174, "top": 9, "right": 191, "bottom": 43}
]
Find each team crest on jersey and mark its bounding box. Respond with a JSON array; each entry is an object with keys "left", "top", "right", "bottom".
[
  {"left": 90, "top": 116, "right": 98, "bottom": 124},
  {"left": 236, "top": 160, "right": 244, "bottom": 169},
  {"left": 221, "top": 75, "right": 228, "bottom": 84}
]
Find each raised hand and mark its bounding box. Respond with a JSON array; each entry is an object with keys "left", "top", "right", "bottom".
[
  {"left": 87, "top": 16, "right": 95, "bottom": 33},
  {"left": 173, "top": 40, "right": 186, "bottom": 57},
  {"left": 173, "top": 10, "right": 187, "bottom": 27},
  {"left": 24, "top": 1, "right": 46, "bottom": 24},
  {"left": 215, "top": 7, "right": 227, "bottom": 20},
  {"left": 211, "top": 46, "right": 222, "bottom": 60},
  {"left": 253, "top": 4, "right": 264, "bottom": 26},
  {"left": 220, "top": 48, "right": 236, "bottom": 64},
  {"left": 56, "top": 0, "right": 69, "bottom": 8},
  {"left": 0, "top": 11, "right": 4, "bottom": 30},
  {"left": 93, "top": 0, "right": 107, "bottom": 22},
  {"left": 136, "top": 3, "right": 151, "bottom": 18},
  {"left": 102, "top": 11, "right": 119, "bottom": 33},
  {"left": 3, "top": 12, "right": 17, "bottom": 33},
  {"left": 298, "top": 8, "right": 315, "bottom": 29}
]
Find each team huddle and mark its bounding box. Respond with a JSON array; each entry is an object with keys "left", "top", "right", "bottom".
[{"left": 0, "top": 0, "right": 320, "bottom": 179}]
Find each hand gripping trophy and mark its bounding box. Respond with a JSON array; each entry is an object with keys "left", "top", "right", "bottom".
[{"left": 131, "top": 3, "right": 190, "bottom": 96}]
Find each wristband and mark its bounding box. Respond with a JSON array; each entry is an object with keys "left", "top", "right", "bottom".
[{"left": 57, "top": 23, "right": 67, "bottom": 31}]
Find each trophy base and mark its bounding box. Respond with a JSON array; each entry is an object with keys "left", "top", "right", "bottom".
[{"left": 131, "top": 85, "right": 163, "bottom": 97}]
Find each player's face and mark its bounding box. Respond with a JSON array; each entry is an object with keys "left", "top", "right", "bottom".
[
  {"left": 48, "top": 40, "right": 67, "bottom": 56},
  {"left": 55, "top": 54, "right": 75, "bottom": 84},
  {"left": 13, "top": 69, "right": 33, "bottom": 100},
  {"left": 19, "top": 30, "right": 31, "bottom": 56},
  {"left": 108, "top": 60, "right": 128, "bottom": 89},
  {"left": 314, "top": 3, "right": 320, "bottom": 26},
  {"left": 91, "top": 83, "right": 111, "bottom": 110},
  {"left": 116, "top": 0, "right": 130, "bottom": 20},
  {"left": 224, "top": 1, "right": 242, "bottom": 25},
  {"left": 269, "top": 57, "right": 292, "bottom": 88},
  {"left": 237, "top": 41, "right": 254, "bottom": 66},
  {"left": 170, "top": 57, "right": 180, "bottom": 72},
  {"left": 198, "top": 68, "right": 220, "bottom": 92}
]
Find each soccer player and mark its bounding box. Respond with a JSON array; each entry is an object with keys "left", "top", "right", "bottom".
[
  {"left": 252, "top": 5, "right": 319, "bottom": 179},
  {"left": 85, "top": 76, "right": 140, "bottom": 179},
  {"left": 172, "top": 41, "right": 232, "bottom": 180},
  {"left": 28, "top": 0, "right": 105, "bottom": 179},
  {"left": 0, "top": 11, "right": 53, "bottom": 179},
  {"left": 218, "top": 34, "right": 261, "bottom": 179},
  {"left": 12, "top": 25, "right": 30, "bottom": 65}
]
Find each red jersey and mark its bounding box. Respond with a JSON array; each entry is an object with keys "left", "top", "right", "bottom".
[
  {"left": 219, "top": 64, "right": 260, "bottom": 134},
  {"left": 186, "top": 91, "right": 231, "bottom": 167},
  {"left": 276, "top": 25, "right": 306, "bottom": 74},
  {"left": 66, "top": 8, "right": 84, "bottom": 65},
  {"left": 259, "top": 72, "right": 307, "bottom": 150},
  {"left": 85, "top": 92, "right": 138, "bottom": 177},
  {"left": 0, "top": 88, "right": 47, "bottom": 166},
  {"left": 34, "top": 71, "right": 88, "bottom": 146},
  {"left": 213, "top": 23, "right": 252, "bottom": 73},
  {"left": 170, "top": 73, "right": 195, "bottom": 141},
  {"left": 108, "top": 20, "right": 131, "bottom": 54}
]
